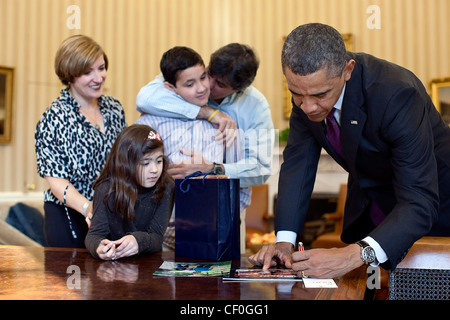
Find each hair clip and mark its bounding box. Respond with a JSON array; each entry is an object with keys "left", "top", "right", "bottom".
[{"left": 147, "top": 131, "right": 162, "bottom": 141}]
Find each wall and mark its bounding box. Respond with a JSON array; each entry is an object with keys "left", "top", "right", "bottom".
[{"left": 0, "top": 0, "right": 449, "bottom": 194}]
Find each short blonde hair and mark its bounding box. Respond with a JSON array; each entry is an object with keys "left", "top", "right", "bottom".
[{"left": 54, "top": 35, "right": 108, "bottom": 86}]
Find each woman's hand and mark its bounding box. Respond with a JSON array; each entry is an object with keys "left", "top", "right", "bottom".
[
  {"left": 85, "top": 201, "right": 93, "bottom": 227},
  {"left": 44, "top": 176, "right": 92, "bottom": 226}
]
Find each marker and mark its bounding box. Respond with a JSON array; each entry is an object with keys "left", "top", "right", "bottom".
[{"left": 298, "top": 242, "right": 304, "bottom": 251}]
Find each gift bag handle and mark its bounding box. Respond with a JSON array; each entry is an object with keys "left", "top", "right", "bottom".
[{"left": 179, "top": 171, "right": 212, "bottom": 193}]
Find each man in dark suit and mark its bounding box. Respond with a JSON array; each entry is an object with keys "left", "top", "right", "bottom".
[{"left": 249, "top": 23, "right": 450, "bottom": 278}]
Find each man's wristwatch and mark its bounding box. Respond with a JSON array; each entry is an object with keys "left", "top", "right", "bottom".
[
  {"left": 212, "top": 163, "right": 224, "bottom": 175},
  {"left": 356, "top": 240, "right": 377, "bottom": 264}
]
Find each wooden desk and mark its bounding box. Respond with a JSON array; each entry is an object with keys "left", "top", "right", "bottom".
[
  {"left": 0, "top": 245, "right": 368, "bottom": 300},
  {"left": 396, "top": 236, "right": 450, "bottom": 270},
  {"left": 388, "top": 237, "right": 450, "bottom": 300}
]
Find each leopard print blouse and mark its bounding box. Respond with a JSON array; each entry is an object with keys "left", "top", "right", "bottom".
[{"left": 35, "top": 89, "right": 127, "bottom": 205}]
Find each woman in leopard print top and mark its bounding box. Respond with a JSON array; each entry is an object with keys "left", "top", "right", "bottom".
[{"left": 35, "top": 35, "right": 127, "bottom": 248}]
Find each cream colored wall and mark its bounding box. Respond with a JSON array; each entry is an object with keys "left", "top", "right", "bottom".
[{"left": 0, "top": 0, "right": 449, "bottom": 193}]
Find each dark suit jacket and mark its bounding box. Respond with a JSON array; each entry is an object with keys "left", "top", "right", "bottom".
[{"left": 276, "top": 52, "right": 450, "bottom": 269}]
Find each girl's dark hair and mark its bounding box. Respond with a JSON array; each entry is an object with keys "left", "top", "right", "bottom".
[{"left": 93, "top": 124, "right": 172, "bottom": 221}]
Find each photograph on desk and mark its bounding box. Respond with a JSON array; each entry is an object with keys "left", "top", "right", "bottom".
[{"left": 153, "top": 261, "right": 231, "bottom": 277}]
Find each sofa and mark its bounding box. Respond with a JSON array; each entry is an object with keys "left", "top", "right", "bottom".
[{"left": 0, "top": 199, "right": 44, "bottom": 246}]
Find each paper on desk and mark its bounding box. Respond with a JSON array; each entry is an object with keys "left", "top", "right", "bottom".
[{"left": 302, "top": 278, "right": 337, "bottom": 288}]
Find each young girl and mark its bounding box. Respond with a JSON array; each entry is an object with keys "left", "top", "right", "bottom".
[{"left": 85, "top": 124, "right": 174, "bottom": 260}]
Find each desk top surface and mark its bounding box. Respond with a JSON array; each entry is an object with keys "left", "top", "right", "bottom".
[
  {"left": 396, "top": 237, "right": 450, "bottom": 270},
  {"left": 0, "top": 245, "right": 368, "bottom": 300}
]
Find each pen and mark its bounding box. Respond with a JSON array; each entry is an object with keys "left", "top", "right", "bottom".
[{"left": 298, "top": 242, "right": 304, "bottom": 251}]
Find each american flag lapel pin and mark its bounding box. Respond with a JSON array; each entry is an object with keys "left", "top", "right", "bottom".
[{"left": 351, "top": 120, "right": 358, "bottom": 125}]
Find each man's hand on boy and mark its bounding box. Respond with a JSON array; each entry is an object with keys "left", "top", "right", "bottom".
[
  {"left": 197, "top": 105, "right": 237, "bottom": 147},
  {"left": 168, "top": 149, "right": 216, "bottom": 179}
]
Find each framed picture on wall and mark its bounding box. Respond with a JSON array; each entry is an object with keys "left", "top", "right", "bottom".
[
  {"left": 0, "top": 66, "right": 14, "bottom": 144},
  {"left": 282, "top": 34, "right": 354, "bottom": 119},
  {"left": 429, "top": 77, "right": 450, "bottom": 125}
]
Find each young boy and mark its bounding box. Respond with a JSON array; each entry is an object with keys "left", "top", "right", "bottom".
[
  {"left": 138, "top": 46, "right": 237, "bottom": 166},
  {"left": 135, "top": 46, "right": 248, "bottom": 251},
  {"left": 160, "top": 46, "right": 210, "bottom": 108}
]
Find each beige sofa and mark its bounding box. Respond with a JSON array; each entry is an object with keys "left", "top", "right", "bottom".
[{"left": 0, "top": 199, "right": 44, "bottom": 246}]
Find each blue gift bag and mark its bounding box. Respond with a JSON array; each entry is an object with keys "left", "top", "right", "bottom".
[{"left": 175, "top": 173, "right": 240, "bottom": 261}]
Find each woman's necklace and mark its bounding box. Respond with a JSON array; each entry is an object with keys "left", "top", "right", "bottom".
[
  {"left": 80, "top": 105, "right": 103, "bottom": 131},
  {"left": 68, "top": 89, "right": 104, "bottom": 131}
]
